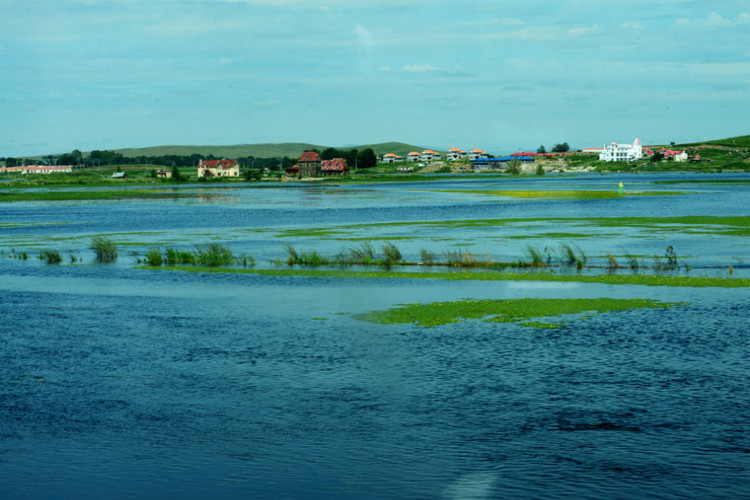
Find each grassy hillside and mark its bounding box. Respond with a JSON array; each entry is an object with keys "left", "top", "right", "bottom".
[
  {"left": 676, "top": 135, "right": 750, "bottom": 148},
  {"left": 112, "top": 141, "right": 432, "bottom": 159}
]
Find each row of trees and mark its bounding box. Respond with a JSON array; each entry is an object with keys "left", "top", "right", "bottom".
[
  {"left": 2, "top": 147, "right": 380, "bottom": 171},
  {"left": 536, "top": 143, "right": 570, "bottom": 154}
]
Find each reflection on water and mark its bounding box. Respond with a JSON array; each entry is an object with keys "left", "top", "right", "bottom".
[{"left": 1, "top": 173, "right": 750, "bottom": 499}]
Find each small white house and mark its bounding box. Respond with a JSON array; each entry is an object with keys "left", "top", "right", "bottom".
[
  {"left": 380, "top": 153, "right": 403, "bottom": 163},
  {"left": 407, "top": 152, "right": 421, "bottom": 162},
  {"left": 468, "top": 149, "right": 489, "bottom": 160},
  {"left": 446, "top": 148, "right": 467, "bottom": 161},
  {"left": 420, "top": 150, "right": 441, "bottom": 162},
  {"left": 599, "top": 137, "right": 643, "bottom": 162}
]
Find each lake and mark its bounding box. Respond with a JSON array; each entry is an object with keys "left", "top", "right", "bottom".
[{"left": 1, "top": 172, "right": 749, "bottom": 499}]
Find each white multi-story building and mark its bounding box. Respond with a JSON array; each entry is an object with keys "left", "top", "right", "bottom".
[
  {"left": 420, "top": 150, "right": 441, "bottom": 162},
  {"left": 407, "top": 151, "right": 422, "bottom": 162},
  {"left": 599, "top": 137, "right": 643, "bottom": 162}
]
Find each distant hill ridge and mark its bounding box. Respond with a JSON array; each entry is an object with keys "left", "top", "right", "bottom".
[{"left": 112, "top": 142, "right": 434, "bottom": 159}]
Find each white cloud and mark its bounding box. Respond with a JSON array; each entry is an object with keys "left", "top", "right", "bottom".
[
  {"left": 673, "top": 11, "right": 746, "bottom": 29},
  {"left": 401, "top": 63, "right": 438, "bottom": 72},
  {"left": 622, "top": 20, "right": 644, "bottom": 30},
  {"left": 568, "top": 25, "right": 601, "bottom": 37},
  {"left": 378, "top": 66, "right": 391, "bottom": 72}
]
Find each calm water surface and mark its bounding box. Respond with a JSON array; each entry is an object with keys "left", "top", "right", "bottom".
[{"left": 1, "top": 173, "right": 749, "bottom": 499}]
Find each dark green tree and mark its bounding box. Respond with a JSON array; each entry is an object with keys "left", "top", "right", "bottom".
[
  {"left": 356, "top": 148, "right": 377, "bottom": 169},
  {"left": 552, "top": 142, "right": 570, "bottom": 153},
  {"left": 537, "top": 145, "right": 546, "bottom": 154},
  {"left": 506, "top": 158, "right": 522, "bottom": 175}
]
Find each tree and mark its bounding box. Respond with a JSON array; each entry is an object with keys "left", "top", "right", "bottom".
[
  {"left": 537, "top": 145, "right": 546, "bottom": 154},
  {"left": 344, "top": 149, "right": 359, "bottom": 168},
  {"left": 171, "top": 166, "right": 184, "bottom": 181},
  {"left": 552, "top": 142, "right": 569, "bottom": 153},
  {"left": 321, "top": 147, "right": 342, "bottom": 161},
  {"left": 506, "top": 158, "right": 522, "bottom": 175},
  {"left": 536, "top": 163, "right": 545, "bottom": 176},
  {"left": 356, "top": 148, "right": 377, "bottom": 169}
]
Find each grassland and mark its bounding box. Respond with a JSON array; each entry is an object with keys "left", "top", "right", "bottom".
[
  {"left": 0, "top": 188, "right": 199, "bottom": 202},
  {"left": 354, "top": 297, "right": 683, "bottom": 328}
]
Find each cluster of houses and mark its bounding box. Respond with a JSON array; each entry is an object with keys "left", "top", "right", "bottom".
[
  {"left": 0, "top": 165, "right": 73, "bottom": 174},
  {"left": 380, "top": 148, "right": 492, "bottom": 163},
  {"left": 284, "top": 150, "right": 350, "bottom": 177}
]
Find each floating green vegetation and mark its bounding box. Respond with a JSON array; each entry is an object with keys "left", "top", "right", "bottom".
[
  {"left": 142, "top": 266, "right": 750, "bottom": 288},
  {"left": 38, "top": 250, "right": 62, "bottom": 264},
  {"left": 139, "top": 242, "right": 254, "bottom": 268},
  {"left": 353, "top": 298, "right": 683, "bottom": 328},
  {"left": 0, "top": 189, "right": 197, "bottom": 202},
  {"left": 426, "top": 189, "right": 687, "bottom": 199},
  {"left": 268, "top": 215, "right": 750, "bottom": 240}
]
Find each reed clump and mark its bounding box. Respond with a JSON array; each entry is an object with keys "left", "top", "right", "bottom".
[
  {"left": 39, "top": 250, "right": 62, "bottom": 264},
  {"left": 145, "top": 248, "right": 163, "bottom": 266},
  {"left": 91, "top": 236, "right": 118, "bottom": 263},
  {"left": 195, "top": 242, "right": 234, "bottom": 267}
]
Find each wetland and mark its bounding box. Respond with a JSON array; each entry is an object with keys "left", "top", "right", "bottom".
[{"left": 1, "top": 171, "right": 749, "bottom": 499}]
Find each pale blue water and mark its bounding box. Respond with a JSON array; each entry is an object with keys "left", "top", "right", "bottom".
[{"left": 1, "top": 173, "right": 749, "bottom": 499}]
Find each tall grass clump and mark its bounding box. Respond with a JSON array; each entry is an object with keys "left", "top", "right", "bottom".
[
  {"left": 91, "top": 236, "right": 118, "bottom": 263},
  {"left": 195, "top": 242, "right": 234, "bottom": 267},
  {"left": 420, "top": 249, "right": 437, "bottom": 265},
  {"left": 523, "top": 245, "right": 547, "bottom": 267},
  {"left": 165, "top": 247, "right": 196, "bottom": 265},
  {"left": 624, "top": 252, "right": 640, "bottom": 271},
  {"left": 39, "top": 250, "right": 62, "bottom": 264},
  {"left": 145, "top": 248, "right": 163, "bottom": 266},
  {"left": 560, "top": 243, "right": 578, "bottom": 265},
  {"left": 282, "top": 243, "right": 300, "bottom": 265},
  {"left": 443, "top": 248, "right": 476, "bottom": 267},
  {"left": 381, "top": 243, "right": 402, "bottom": 266},
  {"left": 347, "top": 242, "right": 377, "bottom": 265},
  {"left": 605, "top": 253, "right": 620, "bottom": 270}
]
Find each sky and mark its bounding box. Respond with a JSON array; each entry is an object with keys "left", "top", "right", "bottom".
[{"left": 1, "top": 0, "right": 749, "bottom": 157}]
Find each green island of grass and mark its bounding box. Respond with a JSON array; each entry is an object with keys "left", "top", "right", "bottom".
[
  {"left": 353, "top": 297, "right": 683, "bottom": 328},
  {"left": 426, "top": 189, "right": 687, "bottom": 199},
  {"left": 0, "top": 189, "right": 199, "bottom": 202}
]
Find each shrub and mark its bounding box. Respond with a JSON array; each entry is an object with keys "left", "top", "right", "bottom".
[
  {"left": 145, "top": 248, "right": 163, "bottom": 266},
  {"left": 195, "top": 242, "right": 234, "bottom": 267},
  {"left": 39, "top": 250, "right": 62, "bottom": 264},
  {"left": 91, "top": 236, "right": 118, "bottom": 263}
]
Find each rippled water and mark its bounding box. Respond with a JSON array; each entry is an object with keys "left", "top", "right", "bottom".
[{"left": 1, "top": 173, "right": 749, "bottom": 499}]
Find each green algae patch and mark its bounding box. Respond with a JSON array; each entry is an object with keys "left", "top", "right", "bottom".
[
  {"left": 428, "top": 189, "right": 686, "bottom": 200},
  {"left": 140, "top": 266, "right": 750, "bottom": 288},
  {"left": 354, "top": 298, "right": 682, "bottom": 328}
]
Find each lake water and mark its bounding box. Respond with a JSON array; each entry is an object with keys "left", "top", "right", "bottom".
[{"left": 1, "top": 173, "right": 749, "bottom": 499}]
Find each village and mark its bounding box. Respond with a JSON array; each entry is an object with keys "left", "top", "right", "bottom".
[{"left": 0, "top": 136, "right": 740, "bottom": 180}]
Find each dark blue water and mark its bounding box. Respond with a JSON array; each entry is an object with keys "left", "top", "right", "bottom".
[{"left": 2, "top": 173, "right": 750, "bottom": 498}]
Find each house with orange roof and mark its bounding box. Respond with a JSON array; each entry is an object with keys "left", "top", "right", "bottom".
[
  {"left": 420, "top": 149, "right": 441, "bottom": 162},
  {"left": 406, "top": 152, "right": 421, "bottom": 162},
  {"left": 468, "top": 149, "right": 490, "bottom": 160},
  {"left": 446, "top": 148, "right": 467, "bottom": 161},
  {"left": 380, "top": 153, "right": 404, "bottom": 163}
]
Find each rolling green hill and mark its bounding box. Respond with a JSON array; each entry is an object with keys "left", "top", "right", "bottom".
[
  {"left": 112, "top": 142, "right": 433, "bottom": 159},
  {"left": 676, "top": 135, "right": 750, "bottom": 148}
]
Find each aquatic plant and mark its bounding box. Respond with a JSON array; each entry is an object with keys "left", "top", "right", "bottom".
[
  {"left": 605, "top": 253, "right": 620, "bottom": 270},
  {"left": 194, "top": 242, "right": 234, "bottom": 267},
  {"left": 165, "top": 247, "right": 196, "bottom": 265},
  {"left": 381, "top": 242, "right": 402, "bottom": 266},
  {"left": 420, "top": 249, "right": 437, "bottom": 265},
  {"left": 665, "top": 245, "right": 678, "bottom": 267},
  {"left": 624, "top": 252, "right": 640, "bottom": 271},
  {"left": 523, "top": 245, "right": 547, "bottom": 267},
  {"left": 39, "top": 250, "right": 62, "bottom": 264},
  {"left": 346, "top": 242, "right": 377, "bottom": 265},
  {"left": 145, "top": 248, "right": 163, "bottom": 266},
  {"left": 282, "top": 243, "right": 300, "bottom": 265},
  {"left": 91, "top": 236, "right": 118, "bottom": 263},
  {"left": 354, "top": 297, "right": 683, "bottom": 328}
]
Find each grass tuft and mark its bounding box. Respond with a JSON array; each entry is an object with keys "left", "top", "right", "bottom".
[{"left": 91, "top": 236, "right": 118, "bottom": 263}]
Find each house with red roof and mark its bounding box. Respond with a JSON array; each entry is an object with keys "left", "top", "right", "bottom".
[
  {"left": 197, "top": 159, "right": 239, "bottom": 178},
  {"left": 321, "top": 158, "right": 350, "bottom": 176}
]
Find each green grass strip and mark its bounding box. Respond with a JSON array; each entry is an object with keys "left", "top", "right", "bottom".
[
  {"left": 429, "top": 189, "right": 686, "bottom": 199},
  {"left": 354, "top": 298, "right": 682, "bottom": 328},
  {"left": 139, "top": 266, "right": 750, "bottom": 288},
  {"left": 0, "top": 189, "right": 196, "bottom": 202}
]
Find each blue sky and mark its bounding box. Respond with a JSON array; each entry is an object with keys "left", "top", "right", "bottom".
[{"left": 1, "top": 0, "right": 749, "bottom": 157}]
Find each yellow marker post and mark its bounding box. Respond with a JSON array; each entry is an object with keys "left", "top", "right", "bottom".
[{"left": 618, "top": 181, "right": 624, "bottom": 194}]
